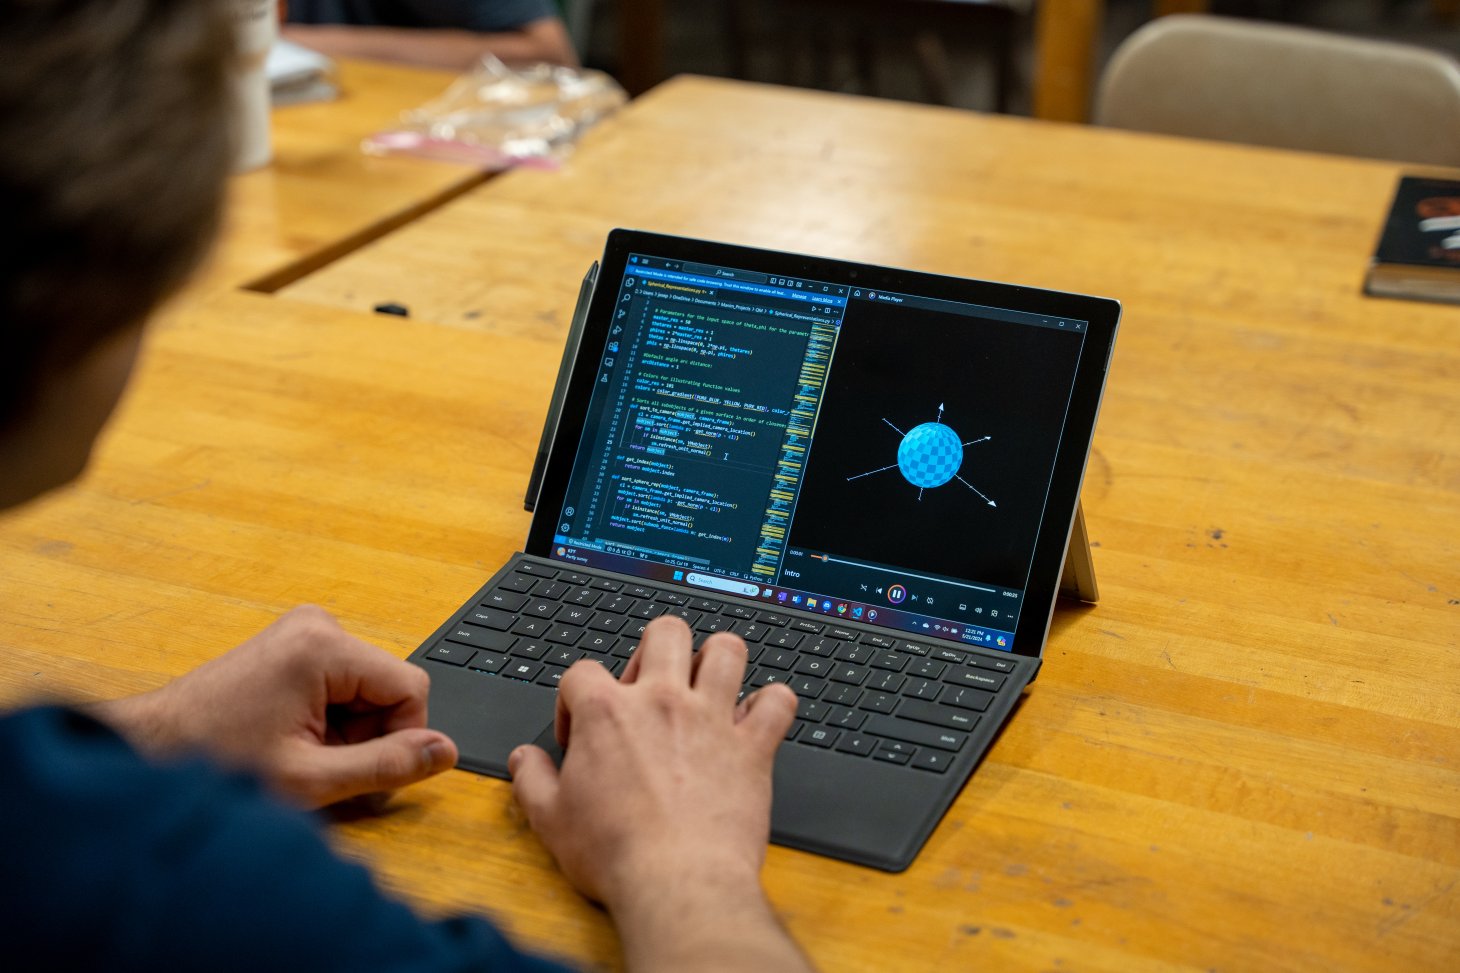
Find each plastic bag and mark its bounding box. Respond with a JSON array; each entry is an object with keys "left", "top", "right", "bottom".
[{"left": 363, "top": 55, "right": 626, "bottom": 170}]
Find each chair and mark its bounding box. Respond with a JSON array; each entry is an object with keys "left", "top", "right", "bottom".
[{"left": 1094, "top": 15, "right": 1460, "bottom": 166}]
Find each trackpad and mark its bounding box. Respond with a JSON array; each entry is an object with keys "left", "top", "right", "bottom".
[
  {"left": 530, "top": 722, "right": 565, "bottom": 768},
  {"left": 424, "top": 667, "right": 557, "bottom": 777}
]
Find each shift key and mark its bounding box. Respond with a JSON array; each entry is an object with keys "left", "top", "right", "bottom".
[{"left": 862, "top": 714, "right": 967, "bottom": 752}]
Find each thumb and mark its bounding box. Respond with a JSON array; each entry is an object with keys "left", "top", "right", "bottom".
[
  {"left": 508, "top": 744, "right": 561, "bottom": 833},
  {"left": 290, "top": 727, "right": 457, "bottom": 807}
]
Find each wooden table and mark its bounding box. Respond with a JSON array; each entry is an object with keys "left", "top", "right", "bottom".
[
  {"left": 2, "top": 76, "right": 1457, "bottom": 972},
  {"left": 198, "top": 58, "right": 488, "bottom": 293}
]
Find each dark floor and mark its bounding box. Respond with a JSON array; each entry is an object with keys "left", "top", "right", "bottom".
[{"left": 576, "top": 0, "right": 1460, "bottom": 116}]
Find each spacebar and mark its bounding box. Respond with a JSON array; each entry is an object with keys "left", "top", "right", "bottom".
[{"left": 862, "top": 714, "right": 968, "bottom": 752}]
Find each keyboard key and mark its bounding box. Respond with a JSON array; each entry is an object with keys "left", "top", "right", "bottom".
[
  {"left": 804, "top": 636, "right": 838, "bottom": 657},
  {"left": 482, "top": 590, "right": 527, "bottom": 611},
  {"left": 825, "top": 706, "right": 866, "bottom": 730},
  {"left": 834, "top": 733, "right": 877, "bottom": 756},
  {"left": 758, "top": 612, "right": 791, "bottom": 627},
  {"left": 794, "top": 656, "right": 835, "bottom": 677},
  {"left": 769, "top": 630, "right": 804, "bottom": 649},
  {"left": 872, "top": 748, "right": 910, "bottom": 765},
  {"left": 834, "top": 643, "right": 874, "bottom": 664},
  {"left": 568, "top": 588, "right": 601, "bottom": 607},
  {"left": 826, "top": 627, "right": 858, "bottom": 641},
  {"left": 912, "top": 749, "right": 953, "bottom": 773},
  {"left": 760, "top": 648, "right": 797, "bottom": 670},
  {"left": 663, "top": 607, "right": 702, "bottom": 627},
  {"left": 788, "top": 675, "right": 826, "bottom": 698},
  {"left": 691, "top": 597, "right": 722, "bottom": 612},
  {"left": 558, "top": 606, "right": 593, "bottom": 626},
  {"left": 626, "top": 584, "right": 658, "bottom": 599},
  {"left": 911, "top": 658, "right": 946, "bottom": 679},
  {"left": 546, "top": 625, "right": 584, "bottom": 645},
  {"left": 624, "top": 619, "right": 650, "bottom": 639},
  {"left": 461, "top": 607, "right": 513, "bottom": 631},
  {"left": 545, "top": 647, "right": 582, "bottom": 667},
  {"left": 904, "top": 678, "right": 942, "bottom": 701},
  {"left": 445, "top": 624, "right": 515, "bottom": 652},
  {"left": 588, "top": 613, "right": 627, "bottom": 633},
  {"left": 785, "top": 720, "right": 804, "bottom": 742},
  {"left": 610, "top": 640, "right": 638, "bottom": 659},
  {"left": 467, "top": 652, "right": 507, "bottom": 674},
  {"left": 502, "top": 660, "right": 543, "bottom": 682},
  {"left": 592, "top": 578, "right": 623, "bottom": 592},
  {"left": 973, "top": 656, "right": 1016, "bottom": 673},
  {"left": 698, "top": 616, "right": 737, "bottom": 635},
  {"left": 872, "top": 651, "right": 911, "bottom": 672},
  {"left": 869, "top": 671, "right": 906, "bottom": 694},
  {"left": 823, "top": 684, "right": 863, "bottom": 706},
  {"left": 524, "top": 599, "right": 559, "bottom": 619},
  {"left": 629, "top": 601, "right": 664, "bottom": 619},
  {"left": 800, "top": 726, "right": 840, "bottom": 749},
  {"left": 750, "top": 669, "right": 792, "bottom": 688},
  {"left": 797, "top": 699, "right": 828, "bottom": 722},
  {"left": 737, "top": 622, "right": 769, "bottom": 643},
  {"left": 863, "top": 714, "right": 967, "bottom": 752},
  {"left": 858, "top": 692, "right": 898, "bottom": 714},
  {"left": 499, "top": 574, "right": 537, "bottom": 594},
  {"left": 896, "top": 698, "right": 980, "bottom": 731},
  {"left": 536, "top": 665, "right": 567, "bottom": 688},
  {"left": 514, "top": 561, "right": 557, "bottom": 577},
  {"left": 532, "top": 580, "right": 569, "bottom": 599},
  {"left": 830, "top": 663, "right": 869, "bottom": 686},
  {"left": 943, "top": 686, "right": 994, "bottom": 712},
  {"left": 601, "top": 595, "right": 636, "bottom": 614},
  {"left": 931, "top": 647, "right": 967, "bottom": 665},
  {"left": 792, "top": 619, "right": 824, "bottom": 635},
  {"left": 864, "top": 634, "right": 897, "bottom": 649},
  {"left": 563, "top": 572, "right": 592, "bottom": 585},
  {"left": 658, "top": 590, "right": 688, "bottom": 606},
  {"left": 896, "top": 640, "right": 931, "bottom": 656},
  {"left": 724, "top": 604, "right": 757, "bottom": 620},
  {"left": 579, "top": 633, "right": 616, "bottom": 654},
  {"left": 425, "top": 643, "right": 474, "bottom": 666},
  {"left": 945, "top": 668, "right": 1006, "bottom": 692},
  {"left": 512, "top": 641, "right": 549, "bottom": 660},
  {"left": 879, "top": 739, "right": 917, "bottom": 756}
]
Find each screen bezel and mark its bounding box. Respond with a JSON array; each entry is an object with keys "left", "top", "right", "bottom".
[{"left": 525, "top": 229, "right": 1120, "bottom": 659}]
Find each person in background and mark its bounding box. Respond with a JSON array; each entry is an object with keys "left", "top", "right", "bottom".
[
  {"left": 283, "top": 0, "right": 579, "bottom": 70},
  {"left": 0, "top": 3, "right": 810, "bottom": 971}
]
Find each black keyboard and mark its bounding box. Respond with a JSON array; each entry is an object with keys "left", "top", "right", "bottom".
[{"left": 421, "top": 560, "right": 1019, "bottom": 774}]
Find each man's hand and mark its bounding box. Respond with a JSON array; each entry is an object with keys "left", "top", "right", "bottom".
[
  {"left": 94, "top": 606, "right": 458, "bottom": 808},
  {"left": 509, "top": 616, "right": 813, "bottom": 973}
]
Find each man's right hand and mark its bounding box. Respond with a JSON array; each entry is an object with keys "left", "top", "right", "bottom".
[{"left": 508, "top": 616, "right": 814, "bottom": 973}]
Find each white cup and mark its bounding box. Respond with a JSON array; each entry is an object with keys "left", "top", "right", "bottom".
[{"left": 231, "top": 0, "right": 278, "bottom": 171}]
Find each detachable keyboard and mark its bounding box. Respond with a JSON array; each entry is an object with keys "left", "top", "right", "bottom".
[{"left": 419, "top": 557, "right": 1021, "bottom": 776}]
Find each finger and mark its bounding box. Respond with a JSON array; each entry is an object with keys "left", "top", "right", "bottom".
[
  {"left": 554, "top": 657, "right": 616, "bottom": 748},
  {"left": 290, "top": 609, "right": 432, "bottom": 732},
  {"left": 288, "top": 727, "right": 456, "bottom": 808},
  {"left": 508, "top": 744, "right": 561, "bottom": 833},
  {"left": 738, "top": 684, "right": 798, "bottom": 750},
  {"left": 691, "top": 633, "right": 749, "bottom": 707},
  {"left": 619, "top": 645, "right": 642, "bottom": 684},
  {"left": 632, "top": 616, "right": 694, "bottom": 684}
]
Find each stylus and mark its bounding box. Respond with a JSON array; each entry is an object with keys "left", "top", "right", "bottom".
[{"left": 524, "top": 260, "right": 598, "bottom": 511}]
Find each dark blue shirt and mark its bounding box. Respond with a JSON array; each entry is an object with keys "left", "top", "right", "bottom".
[
  {"left": 0, "top": 707, "right": 574, "bottom": 972},
  {"left": 287, "top": 0, "right": 558, "bottom": 31}
]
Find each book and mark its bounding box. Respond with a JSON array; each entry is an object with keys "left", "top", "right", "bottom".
[{"left": 1365, "top": 176, "right": 1460, "bottom": 305}]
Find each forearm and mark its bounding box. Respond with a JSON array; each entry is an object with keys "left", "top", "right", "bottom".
[
  {"left": 608, "top": 869, "right": 815, "bottom": 973},
  {"left": 280, "top": 21, "right": 578, "bottom": 72}
]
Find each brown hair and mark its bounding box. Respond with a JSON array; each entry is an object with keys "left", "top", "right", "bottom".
[{"left": 0, "top": 0, "right": 235, "bottom": 427}]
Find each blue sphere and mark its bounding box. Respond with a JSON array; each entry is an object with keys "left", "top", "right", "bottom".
[{"left": 897, "top": 422, "right": 963, "bottom": 489}]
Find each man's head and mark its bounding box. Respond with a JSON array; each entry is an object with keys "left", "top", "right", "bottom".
[{"left": 0, "top": 0, "right": 235, "bottom": 509}]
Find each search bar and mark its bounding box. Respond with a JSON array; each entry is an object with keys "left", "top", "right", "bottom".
[
  {"left": 686, "top": 573, "right": 760, "bottom": 598},
  {"left": 680, "top": 262, "right": 769, "bottom": 284}
]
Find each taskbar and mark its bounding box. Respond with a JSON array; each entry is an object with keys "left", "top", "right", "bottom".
[{"left": 549, "top": 540, "right": 1016, "bottom": 653}]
